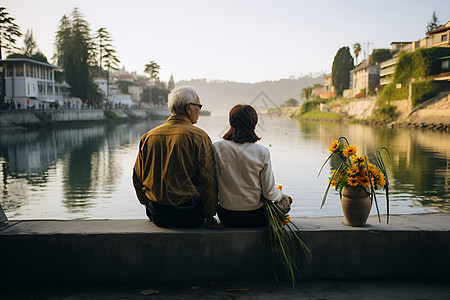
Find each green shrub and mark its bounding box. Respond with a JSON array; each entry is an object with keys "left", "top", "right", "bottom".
[
  {"left": 374, "top": 105, "right": 397, "bottom": 120},
  {"left": 104, "top": 110, "right": 119, "bottom": 120},
  {"left": 379, "top": 47, "right": 450, "bottom": 104},
  {"left": 297, "top": 99, "right": 327, "bottom": 116},
  {"left": 300, "top": 110, "right": 341, "bottom": 121},
  {"left": 411, "top": 79, "right": 437, "bottom": 108},
  {"left": 379, "top": 83, "right": 408, "bottom": 104}
]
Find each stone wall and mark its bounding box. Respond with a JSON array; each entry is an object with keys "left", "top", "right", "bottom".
[
  {"left": 0, "top": 214, "right": 449, "bottom": 283},
  {"left": 0, "top": 109, "right": 154, "bottom": 130}
]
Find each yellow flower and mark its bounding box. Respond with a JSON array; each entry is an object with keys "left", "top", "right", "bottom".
[
  {"left": 276, "top": 184, "right": 282, "bottom": 191},
  {"left": 332, "top": 169, "right": 343, "bottom": 179},
  {"left": 377, "top": 174, "right": 386, "bottom": 186},
  {"left": 351, "top": 155, "right": 365, "bottom": 164},
  {"left": 330, "top": 180, "right": 336, "bottom": 187},
  {"left": 357, "top": 175, "right": 370, "bottom": 187},
  {"left": 343, "top": 145, "right": 357, "bottom": 157},
  {"left": 282, "top": 216, "right": 291, "bottom": 225},
  {"left": 328, "top": 140, "right": 340, "bottom": 152},
  {"left": 346, "top": 177, "right": 358, "bottom": 186},
  {"left": 369, "top": 167, "right": 380, "bottom": 178},
  {"left": 347, "top": 166, "right": 359, "bottom": 176}
]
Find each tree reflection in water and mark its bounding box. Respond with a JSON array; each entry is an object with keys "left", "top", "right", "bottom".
[{"left": 0, "top": 116, "right": 448, "bottom": 219}]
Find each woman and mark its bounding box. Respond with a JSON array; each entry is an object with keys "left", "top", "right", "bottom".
[{"left": 213, "top": 104, "right": 283, "bottom": 227}]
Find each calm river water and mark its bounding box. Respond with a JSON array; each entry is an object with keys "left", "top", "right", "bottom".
[{"left": 1, "top": 113, "right": 449, "bottom": 220}]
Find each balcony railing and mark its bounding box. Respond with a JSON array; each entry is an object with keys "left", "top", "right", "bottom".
[
  {"left": 380, "top": 57, "right": 399, "bottom": 69},
  {"left": 380, "top": 77, "right": 393, "bottom": 86},
  {"left": 380, "top": 66, "right": 396, "bottom": 77}
]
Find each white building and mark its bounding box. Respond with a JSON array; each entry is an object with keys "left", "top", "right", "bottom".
[
  {"left": 1, "top": 58, "right": 70, "bottom": 109},
  {"left": 93, "top": 78, "right": 118, "bottom": 104},
  {"left": 349, "top": 59, "right": 380, "bottom": 98},
  {"left": 111, "top": 93, "right": 134, "bottom": 108}
]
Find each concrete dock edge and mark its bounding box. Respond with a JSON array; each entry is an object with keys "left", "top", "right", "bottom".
[{"left": 0, "top": 213, "right": 449, "bottom": 283}]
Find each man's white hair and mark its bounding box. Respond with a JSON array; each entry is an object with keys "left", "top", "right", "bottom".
[{"left": 167, "top": 86, "right": 199, "bottom": 115}]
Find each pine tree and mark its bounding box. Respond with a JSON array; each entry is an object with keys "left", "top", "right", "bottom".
[
  {"left": 22, "top": 29, "right": 37, "bottom": 57},
  {"left": 0, "top": 6, "right": 22, "bottom": 60},
  {"left": 54, "top": 8, "right": 94, "bottom": 103},
  {"left": 144, "top": 61, "right": 161, "bottom": 81},
  {"left": 0, "top": 6, "right": 22, "bottom": 108},
  {"left": 426, "top": 11, "right": 440, "bottom": 33},
  {"left": 168, "top": 74, "right": 175, "bottom": 91},
  {"left": 332, "top": 46, "right": 355, "bottom": 96},
  {"left": 93, "top": 27, "right": 120, "bottom": 104}
]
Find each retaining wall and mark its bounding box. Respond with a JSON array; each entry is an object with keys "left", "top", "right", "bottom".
[
  {"left": 0, "top": 108, "right": 161, "bottom": 130},
  {"left": 0, "top": 213, "right": 449, "bottom": 283}
]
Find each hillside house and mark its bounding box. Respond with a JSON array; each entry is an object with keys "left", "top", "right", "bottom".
[
  {"left": 427, "top": 20, "right": 450, "bottom": 48},
  {"left": 346, "top": 59, "right": 380, "bottom": 98}
]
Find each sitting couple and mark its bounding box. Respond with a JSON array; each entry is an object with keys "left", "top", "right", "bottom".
[{"left": 133, "top": 86, "right": 291, "bottom": 229}]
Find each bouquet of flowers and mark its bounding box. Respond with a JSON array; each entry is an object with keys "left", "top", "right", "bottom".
[
  {"left": 318, "top": 137, "right": 391, "bottom": 222},
  {"left": 263, "top": 185, "right": 312, "bottom": 289}
]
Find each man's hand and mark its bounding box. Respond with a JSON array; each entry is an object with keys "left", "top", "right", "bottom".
[{"left": 206, "top": 216, "right": 225, "bottom": 229}]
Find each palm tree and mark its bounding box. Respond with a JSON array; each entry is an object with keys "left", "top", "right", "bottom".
[
  {"left": 301, "top": 86, "right": 313, "bottom": 101},
  {"left": 102, "top": 47, "right": 120, "bottom": 105},
  {"left": 313, "top": 83, "right": 323, "bottom": 89},
  {"left": 144, "top": 61, "right": 161, "bottom": 105},
  {"left": 353, "top": 43, "right": 361, "bottom": 65}
]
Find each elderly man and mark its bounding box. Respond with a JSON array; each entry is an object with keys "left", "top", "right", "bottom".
[{"left": 133, "top": 86, "right": 219, "bottom": 228}]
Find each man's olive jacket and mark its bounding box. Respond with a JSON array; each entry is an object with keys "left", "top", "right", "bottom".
[{"left": 133, "top": 114, "right": 218, "bottom": 217}]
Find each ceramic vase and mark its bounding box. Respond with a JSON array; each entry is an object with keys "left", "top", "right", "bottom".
[{"left": 341, "top": 185, "right": 372, "bottom": 226}]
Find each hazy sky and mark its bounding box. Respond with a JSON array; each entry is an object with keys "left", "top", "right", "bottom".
[{"left": 3, "top": 0, "right": 450, "bottom": 83}]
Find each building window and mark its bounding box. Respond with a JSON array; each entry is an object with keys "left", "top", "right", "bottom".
[
  {"left": 442, "top": 60, "right": 449, "bottom": 70},
  {"left": 16, "top": 63, "right": 24, "bottom": 77},
  {"left": 7, "top": 64, "right": 13, "bottom": 77},
  {"left": 25, "top": 63, "right": 31, "bottom": 77},
  {"left": 441, "top": 34, "right": 448, "bottom": 42},
  {"left": 38, "top": 82, "right": 45, "bottom": 95},
  {"left": 47, "top": 82, "right": 53, "bottom": 96}
]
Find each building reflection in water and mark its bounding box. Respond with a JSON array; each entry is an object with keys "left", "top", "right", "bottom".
[
  {"left": 0, "top": 120, "right": 163, "bottom": 218},
  {"left": 1, "top": 117, "right": 448, "bottom": 218},
  {"left": 297, "top": 119, "right": 450, "bottom": 212}
]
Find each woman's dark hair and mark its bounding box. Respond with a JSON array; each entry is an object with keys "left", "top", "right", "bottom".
[{"left": 223, "top": 104, "right": 261, "bottom": 143}]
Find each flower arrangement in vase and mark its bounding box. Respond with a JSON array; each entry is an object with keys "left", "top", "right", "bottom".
[{"left": 318, "top": 137, "right": 390, "bottom": 226}]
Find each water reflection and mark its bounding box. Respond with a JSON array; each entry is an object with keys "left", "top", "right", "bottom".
[
  {"left": 297, "top": 119, "right": 450, "bottom": 212},
  {"left": 0, "top": 117, "right": 449, "bottom": 219},
  {"left": 0, "top": 120, "right": 163, "bottom": 218}
]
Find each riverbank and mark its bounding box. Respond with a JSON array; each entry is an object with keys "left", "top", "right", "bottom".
[
  {"left": 281, "top": 91, "right": 450, "bottom": 132},
  {"left": 0, "top": 108, "right": 171, "bottom": 130}
]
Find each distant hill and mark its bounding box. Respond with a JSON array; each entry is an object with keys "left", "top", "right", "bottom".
[{"left": 177, "top": 75, "right": 325, "bottom": 114}]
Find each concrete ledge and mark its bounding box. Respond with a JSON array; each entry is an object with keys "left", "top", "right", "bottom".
[{"left": 0, "top": 213, "right": 449, "bottom": 283}]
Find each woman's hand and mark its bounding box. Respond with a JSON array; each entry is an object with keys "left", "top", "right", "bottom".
[{"left": 275, "top": 194, "right": 293, "bottom": 214}]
